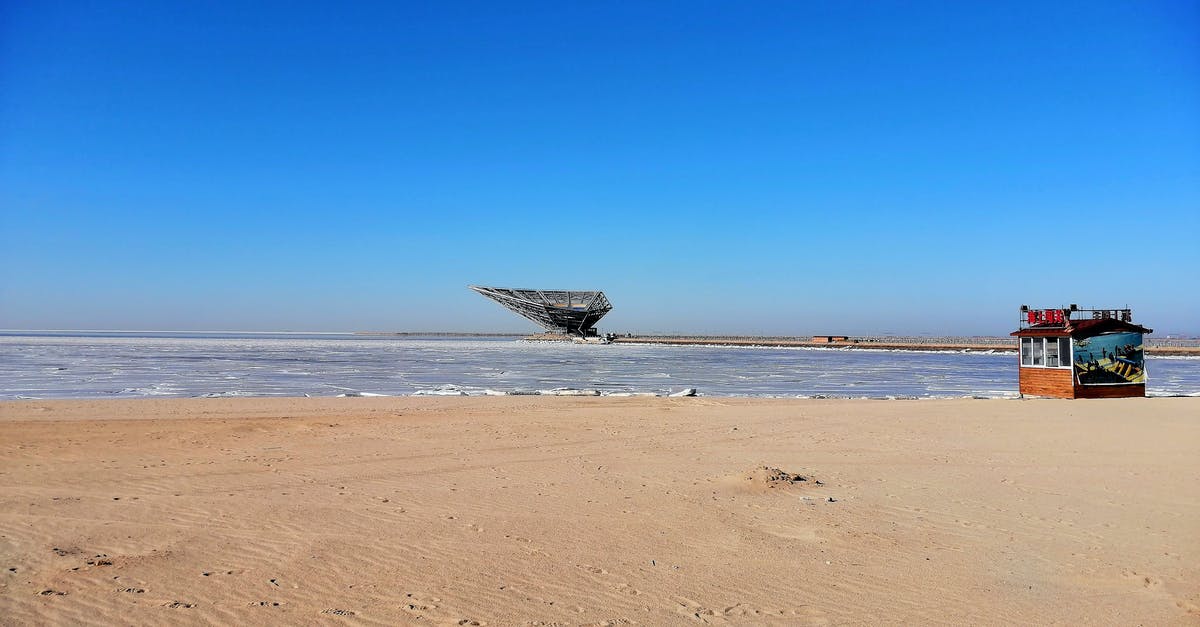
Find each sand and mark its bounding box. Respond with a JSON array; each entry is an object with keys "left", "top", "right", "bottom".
[{"left": 1, "top": 397, "right": 1197, "bottom": 625}]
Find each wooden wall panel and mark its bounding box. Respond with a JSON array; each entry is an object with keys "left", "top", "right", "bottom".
[
  {"left": 1019, "top": 367, "right": 1075, "bottom": 398},
  {"left": 1074, "top": 383, "right": 1145, "bottom": 399}
]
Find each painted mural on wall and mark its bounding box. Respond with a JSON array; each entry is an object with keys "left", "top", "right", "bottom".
[{"left": 1073, "top": 332, "right": 1145, "bottom": 385}]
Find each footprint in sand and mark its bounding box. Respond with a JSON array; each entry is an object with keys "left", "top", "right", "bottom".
[
  {"left": 85, "top": 555, "right": 113, "bottom": 567},
  {"left": 321, "top": 608, "right": 356, "bottom": 616},
  {"left": 403, "top": 592, "right": 441, "bottom": 613},
  {"left": 164, "top": 601, "right": 195, "bottom": 608},
  {"left": 677, "top": 596, "right": 827, "bottom": 621},
  {"left": 1122, "top": 569, "right": 1161, "bottom": 589},
  {"left": 666, "top": 596, "right": 720, "bottom": 618},
  {"left": 722, "top": 603, "right": 763, "bottom": 617},
  {"left": 1119, "top": 571, "right": 1200, "bottom": 619},
  {"left": 615, "top": 584, "right": 641, "bottom": 596},
  {"left": 1176, "top": 599, "right": 1200, "bottom": 615}
]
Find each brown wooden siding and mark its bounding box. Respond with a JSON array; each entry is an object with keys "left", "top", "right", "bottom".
[
  {"left": 1074, "top": 383, "right": 1145, "bottom": 399},
  {"left": 1019, "top": 366, "right": 1075, "bottom": 398}
]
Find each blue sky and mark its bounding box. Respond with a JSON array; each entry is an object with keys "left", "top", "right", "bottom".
[{"left": 2, "top": 1, "right": 1197, "bottom": 335}]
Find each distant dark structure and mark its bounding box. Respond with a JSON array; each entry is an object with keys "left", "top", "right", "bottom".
[
  {"left": 469, "top": 286, "right": 613, "bottom": 337},
  {"left": 1012, "top": 305, "right": 1152, "bottom": 399}
]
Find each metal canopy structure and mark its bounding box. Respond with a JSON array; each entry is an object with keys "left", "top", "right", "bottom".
[{"left": 469, "top": 286, "right": 612, "bottom": 336}]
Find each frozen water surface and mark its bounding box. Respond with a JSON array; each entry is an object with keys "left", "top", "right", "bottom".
[{"left": 1, "top": 332, "right": 1197, "bottom": 400}]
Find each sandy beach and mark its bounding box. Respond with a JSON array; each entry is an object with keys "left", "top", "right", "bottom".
[{"left": 1, "top": 397, "right": 1197, "bottom": 625}]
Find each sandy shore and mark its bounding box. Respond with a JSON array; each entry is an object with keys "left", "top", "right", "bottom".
[{"left": 1, "top": 397, "right": 1197, "bottom": 625}]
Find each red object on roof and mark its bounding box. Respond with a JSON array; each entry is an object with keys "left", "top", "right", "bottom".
[{"left": 1011, "top": 318, "right": 1153, "bottom": 338}]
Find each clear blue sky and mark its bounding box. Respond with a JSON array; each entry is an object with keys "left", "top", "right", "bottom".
[{"left": 2, "top": 1, "right": 1197, "bottom": 335}]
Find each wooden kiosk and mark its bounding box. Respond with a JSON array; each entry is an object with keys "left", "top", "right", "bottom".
[{"left": 1012, "top": 306, "right": 1152, "bottom": 399}]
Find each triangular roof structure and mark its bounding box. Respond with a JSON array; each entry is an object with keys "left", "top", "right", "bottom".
[{"left": 469, "top": 286, "right": 613, "bottom": 335}]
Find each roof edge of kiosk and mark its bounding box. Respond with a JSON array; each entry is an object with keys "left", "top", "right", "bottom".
[
  {"left": 1012, "top": 318, "right": 1153, "bottom": 338},
  {"left": 469, "top": 285, "right": 613, "bottom": 336}
]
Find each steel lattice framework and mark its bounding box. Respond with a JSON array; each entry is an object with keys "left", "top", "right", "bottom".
[{"left": 469, "top": 285, "right": 613, "bottom": 336}]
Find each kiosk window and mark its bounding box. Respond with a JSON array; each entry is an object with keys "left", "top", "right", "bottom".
[{"left": 1020, "top": 337, "right": 1072, "bottom": 369}]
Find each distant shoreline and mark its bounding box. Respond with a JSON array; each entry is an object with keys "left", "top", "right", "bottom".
[
  {"left": 353, "top": 332, "right": 528, "bottom": 337},
  {"left": 520, "top": 334, "right": 1200, "bottom": 356},
  {"left": 5, "top": 330, "right": 1195, "bottom": 356},
  {"left": 612, "top": 336, "right": 1018, "bottom": 353}
]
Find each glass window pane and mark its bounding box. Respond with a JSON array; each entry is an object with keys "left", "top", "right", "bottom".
[
  {"left": 1021, "top": 337, "right": 1032, "bottom": 366},
  {"left": 1060, "top": 338, "right": 1072, "bottom": 367},
  {"left": 1045, "top": 338, "right": 1059, "bottom": 367},
  {"left": 1032, "top": 337, "right": 1044, "bottom": 365}
]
